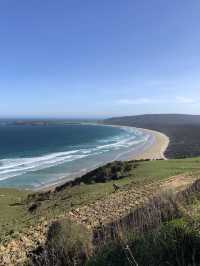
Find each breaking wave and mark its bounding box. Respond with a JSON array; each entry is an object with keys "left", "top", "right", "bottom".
[{"left": 0, "top": 126, "right": 150, "bottom": 183}]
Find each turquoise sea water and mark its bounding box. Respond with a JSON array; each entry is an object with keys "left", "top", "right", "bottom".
[{"left": 0, "top": 123, "right": 151, "bottom": 189}]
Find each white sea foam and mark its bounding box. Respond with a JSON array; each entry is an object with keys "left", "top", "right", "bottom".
[{"left": 0, "top": 127, "right": 150, "bottom": 182}]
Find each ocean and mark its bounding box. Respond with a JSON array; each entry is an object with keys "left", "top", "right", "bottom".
[{"left": 0, "top": 123, "right": 152, "bottom": 189}]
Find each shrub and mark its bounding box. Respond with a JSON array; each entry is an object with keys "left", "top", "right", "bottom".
[
  {"left": 87, "top": 219, "right": 200, "bottom": 266},
  {"left": 28, "top": 219, "right": 92, "bottom": 266}
]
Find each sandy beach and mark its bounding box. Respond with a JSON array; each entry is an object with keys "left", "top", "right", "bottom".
[
  {"left": 130, "top": 128, "right": 169, "bottom": 160},
  {"left": 104, "top": 124, "right": 170, "bottom": 161}
]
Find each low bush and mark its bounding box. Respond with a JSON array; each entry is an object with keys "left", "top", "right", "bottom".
[
  {"left": 87, "top": 219, "right": 200, "bottom": 266},
  {"left": 28, "top": 219, "right": 92, "bottom": 266}
]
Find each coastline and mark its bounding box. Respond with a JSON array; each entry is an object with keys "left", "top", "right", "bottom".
[
  {"left": 102, "top": 123, "right": 169, "bottom": 161},
  {"left": 37, "top": 126, "right": 170, "bottom": 191},
  {"left": 129, "top": 128, "right": 169, "bottom": 160},
  {"left": 0, "top": 123, "right": 169, "bottom": 191}
]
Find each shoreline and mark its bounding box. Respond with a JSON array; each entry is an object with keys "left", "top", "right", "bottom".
[
  {"left": 0, "top": 124, "right": 170, "bottom": 192},
  {"left": 129, "top": 128, "right": 169, "bottom": 160},
  {"left": 37, "top": 126, "right": 169, "bottom": 191},
  {"left": 101, "top": 123, "right": 169, "bottom": 160}
]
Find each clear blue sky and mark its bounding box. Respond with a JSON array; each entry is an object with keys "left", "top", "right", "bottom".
[{"left": 1, "top": 1, "right": 200, "bottom": 118}]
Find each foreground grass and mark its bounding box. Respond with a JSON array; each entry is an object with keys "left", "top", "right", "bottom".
[
  {"left": 29, "top": 177, "right": 200, "bottom": 265},
  {"left": 87, "top": 192, "right": 200, "bottom": 266},
  {"left": 87, "top": 218, "right": 200, "bottom": 266},
  {"left": 1, "top": 157, "right": 200, "bottom": 245}
]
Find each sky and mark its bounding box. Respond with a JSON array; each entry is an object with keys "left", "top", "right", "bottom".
[{"left": 1, "top": 1, "right": 200, "bottom": 118}]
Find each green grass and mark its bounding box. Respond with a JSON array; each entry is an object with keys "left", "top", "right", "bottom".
[
  {"left": 2, "top": 157, "right": 200, "bottom": 245},
  {"left": 28, "top": 158, "right": 200, "bottom": 219},
  {"left": 0, "top": 188, "right": 30, "bottom": 243},
  {"left": 126, "top": 158, "right": 200, "bottom": 185}
]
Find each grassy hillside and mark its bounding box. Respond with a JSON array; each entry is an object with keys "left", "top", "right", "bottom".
[
  {"left": 0, "top": 188, "right": 29, "bottom": 244},
  {"left": 1, "top": 158, "right": 200, "bottom": 236},
  {"left": 87, "top": 182, "right": 200, "bottom": 266},
  {"left": 1, "top": 158, "right": 200, "bottom": 264},
  {"left": 0, "top": 158, "right": 200, "bottom": 232},
  {"left": 104, "top": 114, "right": 200, "bottom": 158}
]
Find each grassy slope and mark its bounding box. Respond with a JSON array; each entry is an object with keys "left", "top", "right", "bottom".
[
  {"left": 1, "top": 157, "right": 200, "bottom": 245},
  {"left": 0, "top": 188, "right": 30, "bottom": 243},
  {"left": 23, "top": 158, "right": 200, "bottom": 220},
  {"left": 87, "top": 188, "right": 200, "bottom": 266}
]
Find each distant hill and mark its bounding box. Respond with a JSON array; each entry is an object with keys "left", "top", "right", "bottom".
[
  {"left": 104, "top": 114, "right": 200, "bottom": 126},
  {"left": 104, "top": 114, "right": 200, "bottom": 159}
]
